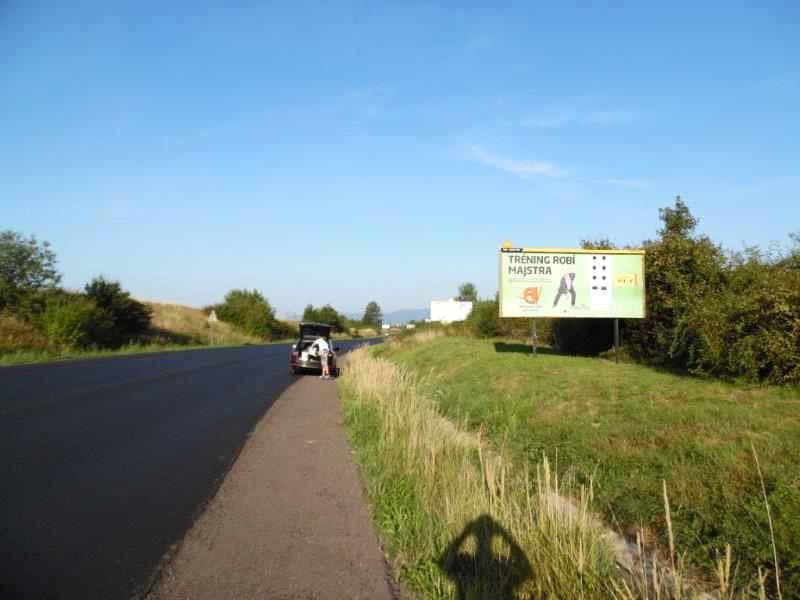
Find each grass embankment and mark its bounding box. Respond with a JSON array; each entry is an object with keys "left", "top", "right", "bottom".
[
  {"left": 340, "top": 341, "right": 624, "bottom": 599},
  {"left": 0, "top": 302, "right": 266, "bottom": 366},
  {"left": 143, "top": 301, "right": 262, "bottom": 345},
  {"left": 348, "top": 333, "right": 798, "bottom": 598}
]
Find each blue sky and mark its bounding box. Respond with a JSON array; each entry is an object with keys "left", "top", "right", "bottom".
[{"left": 2, "top": 1, "right": 798, "bottom": 315}]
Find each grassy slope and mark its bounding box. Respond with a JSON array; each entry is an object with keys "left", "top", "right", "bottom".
[
  {"left": 340, "top": 345, "right": 624, "bottom": 599},
  {"left": 143, "top": 301, "right": 261, "bottom": 345},
  {"left": 378, "top": 337, "right": 800, "bottom": 595}
]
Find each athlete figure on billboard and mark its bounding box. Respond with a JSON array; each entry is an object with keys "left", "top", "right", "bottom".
[{"left": 553, "top": 272, "right": 577, "bottom": 307}]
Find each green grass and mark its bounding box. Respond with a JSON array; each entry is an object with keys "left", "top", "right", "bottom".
[
  {"left": 376, "top": 336, "right": 800, "bottom": 596},
  {"left": 340, "top": 345, "right": 627, "bottom": 599}
]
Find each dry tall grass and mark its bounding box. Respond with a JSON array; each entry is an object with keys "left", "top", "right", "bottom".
[
  {"left": 342, "top": 344, "right": 618, "bottom": 598},
  {"left": 341, "top": 340, "right": 764, "bottom": 599},
  {"left": 143, "top": 302, "right": 260, "bottom": 345},
  {"left": 0, "top": 314, "right": 52, "bottom": 353}
]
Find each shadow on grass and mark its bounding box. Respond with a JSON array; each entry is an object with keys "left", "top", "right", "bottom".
[
  {"left": 493, "top": 341, "right": 559, "bottom": 356},
  {"left": 438, "top": 514, "right": 532, "bottom": 600}
]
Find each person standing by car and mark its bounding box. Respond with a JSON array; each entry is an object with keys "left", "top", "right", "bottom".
[{"left": 311, "top": 335, "right": 333, "bottom": 379}]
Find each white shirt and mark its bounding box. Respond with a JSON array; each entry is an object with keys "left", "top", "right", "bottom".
[{"left": 312, "top": 338, "right": 330, "bottom": 353}]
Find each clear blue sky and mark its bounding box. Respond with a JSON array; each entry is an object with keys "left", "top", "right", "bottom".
[{"left": 2, "top": 1, "right": 798, "bottom": 315}]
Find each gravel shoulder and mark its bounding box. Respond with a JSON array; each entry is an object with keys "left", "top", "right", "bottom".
[{"left": 148, "top": 363, "right": 399, "bottom": 600}]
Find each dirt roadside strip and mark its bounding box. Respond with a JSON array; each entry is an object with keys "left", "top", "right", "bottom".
[{"left": 147, "top": 362, "right": 401, "bottom": 600}]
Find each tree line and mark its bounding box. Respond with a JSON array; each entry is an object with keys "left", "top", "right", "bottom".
[
  {"left": 301, "top": 300, "right": 383, "bottom": 332},
  {"left": 0, "top": 229, "right": 385, "bottom": 352},
  {"left": 208, "top": 293, "right": 383, "bottom": 339},
  {"left": 0, "top": 230, "right": 153, "bottom": 350}
]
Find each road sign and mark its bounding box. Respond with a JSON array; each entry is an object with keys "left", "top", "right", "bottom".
[
  {"left": 208, "top": 310, "right": 218, "bottom": 346},
  {"left": 499, "top": 246, "right": 645, "bottom": 319}
]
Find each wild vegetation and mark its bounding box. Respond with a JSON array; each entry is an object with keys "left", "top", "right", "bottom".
[
  {"left": 358, "top": 333, "right": 798, "bottom": 597},
  {"left": 361, "top": 300, "right": 384, "bottom": 330},
  {"left": 210, "top": 288, "right": 296, "bottom": 341},
  {"left": 302, "top": 303, "right": 351, "bottom": 332},
  {"left": 455, "top": 198, "right": 799, "bottom": 385},
  {"left": 0, "top": 230, "right": 294, "bottom": 364},
  {"left": 301, "top": 300, "right": 384, "bottom": 337},
  {"left": 144, "top": 301, "right": 261, "bottom": 346},
  {"left": 341, "top": 340, "right": 623, "bottom": 599}
]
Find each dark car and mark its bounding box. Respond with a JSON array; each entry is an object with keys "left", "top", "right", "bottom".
[{"left": 290, "top": 322, "right": 340, "bottom": 374}]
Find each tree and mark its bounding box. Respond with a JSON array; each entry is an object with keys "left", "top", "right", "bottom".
[
  {"left": 85, "top": 276, "right": 152, "bottom": 346},
  {"left": 0, "top": 230, "right": 61, "bottom": 307},
  {"left": 302, "top": 304, "right": 318, "bottom": 322},
  {"left": 302, "top": 303, "right": 348, "bottom": 332},
  {"left": 580, "top": 236, "right": 615, "bottom": 250},
  {"left": 624, "top": 197, "right": 724, "bottom": 365},
  {"left": 361, "top": 301, "right": 383, "bottom": 328},
  {"left": 456, "top": 282, "right": 479, "bottom": 302},
  {"left": 658, "top": 195, "right": 697, "bottom": 238},
  {"left": 215, "top": 289, "right": 277, "bottom": 339}
]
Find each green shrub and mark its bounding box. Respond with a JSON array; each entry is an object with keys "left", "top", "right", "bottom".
[
  {"left": 41, "top": 293, "right": 113, "bottom": 349},
  {"left": 85, "top": 277, "right": 152, "bottom": 347},
  {"left": 5, "top": 288, "right": 50, "bottom": 324},
  {"left": 673, "top": 246, "right": 800, "bottom": 383},
  {"left": 623, "top": 198, "right": 726, "bottom": 365},
  {"left": 463, "top": 300, "right": 552, "bottom": 342},
  {"left": 214, "top": 289, "right": 280, "bottom": 340},
  {"left": 268, "top": 319, "right": 298, "bottom": 341},
  {"left": 464, "top": 300, "right": 505, "bottom": 337}
]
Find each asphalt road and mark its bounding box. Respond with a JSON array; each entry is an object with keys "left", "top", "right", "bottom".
[{"left": 0, "top": 339, "right": 376, "bottom": 600}]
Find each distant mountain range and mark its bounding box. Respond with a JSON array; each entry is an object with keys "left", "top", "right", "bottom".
[{"left": 343, "top": 308, "right": 430, "bottom": 326}]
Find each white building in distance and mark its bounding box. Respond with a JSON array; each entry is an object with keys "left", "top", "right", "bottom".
[{"left": 430, "top": 299, "right": 473, "bottom": 323}]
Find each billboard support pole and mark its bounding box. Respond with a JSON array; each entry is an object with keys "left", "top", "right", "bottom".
[
  {"left": 532, "top": 318, "right": 538, "bottom": 356},
  {"left": 613, "top": 318, "right": 619, "bottom": 364}
]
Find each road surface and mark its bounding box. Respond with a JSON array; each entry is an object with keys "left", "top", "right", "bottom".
[{"left": 0, "top": 340, "right": 375, "bottom": 599}]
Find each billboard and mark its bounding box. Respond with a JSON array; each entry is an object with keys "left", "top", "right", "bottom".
[{"left": 499, "top": 247, "right": 645, "bottom": 318}]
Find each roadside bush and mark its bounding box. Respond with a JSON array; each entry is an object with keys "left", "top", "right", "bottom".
[
  {"left": 623, "top": 198, "right": 726, "bottom": 366},
  {"left": 214, "top": 289, "right": 278, "bottom": 340},
  {"left": 85, "top": 277, "right": 151, "bottom": 347},
  {"left": 40, "top": 293, "right": 113, "bottom": 349},
  {"left": 464, "top": 300, "right": 505, "bottom": 337},
  {"left": 568, "top": 198, "right": 800, "bottom": 383},
  {"left": 4, "top": 288, "right": 50, "bottom": 324},
  {"left": 673, "top": 246, "right": 800, "bottom": 383},
  {"left": 463, "top": 300, "right": 552, "bottom": 343},
  {"left": 268, "top": 319, "right": 298, "bottom": 341}
]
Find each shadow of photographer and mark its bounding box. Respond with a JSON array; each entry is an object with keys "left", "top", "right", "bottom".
[{"left": 437, "top": 514, "right": 532, "bottom": 600}]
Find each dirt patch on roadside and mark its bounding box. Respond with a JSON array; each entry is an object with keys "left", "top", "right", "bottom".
[{"left": 148, "top": 366, "right": 400, "bottom": 599}]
